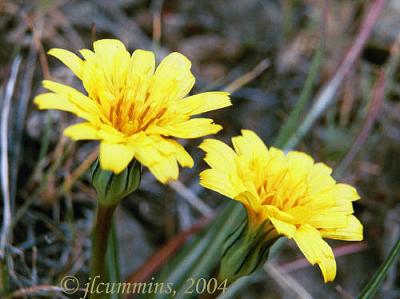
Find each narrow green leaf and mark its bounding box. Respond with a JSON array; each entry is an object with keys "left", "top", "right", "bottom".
[
  {"left": 274, "top": 46, "right": 323, "bottom": 148},
  {"left": 144, "top": 203, "right": 244, "bottom": 299},
  {"left": 357, "top": 238, "right": 400, "bottom": 299},
  {"left": 0, "top": 257, "right": 10, "bottom": 296},
  {"left": 216, "top": 272, "right": 264, "bottom": 299},
  {"left": 176, "top": 205, "right": 244, "bottom": 298}
]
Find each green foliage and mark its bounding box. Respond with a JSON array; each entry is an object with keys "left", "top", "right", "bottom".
[
  {"left": 357, "top": 238, "right": 400, "bottom": 299},
  {"left": 274, "top": 46, "right": 323, "bottom": 148},
  {"left": 143, "top": 203, "right": 245, "bottom": 299}
]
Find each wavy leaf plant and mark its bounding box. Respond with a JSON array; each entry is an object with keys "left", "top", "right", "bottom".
[{"left": 33, "top": 39, "right": 231, "bottom": 298}]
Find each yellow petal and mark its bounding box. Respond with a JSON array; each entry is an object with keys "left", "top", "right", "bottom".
[
  {"left": 93, "top": 39, "right": 127, "bottom": 55},
  {"left": 308, "top": 212, "right": 348, "bottom": 229},
  {"left": 307, "top": 163, "right": 335, "bottom": 194},
  {"left": 199, "top": 169, "right": 237, "bottom": 199},
  {"left": 284, "top": 206, "right": 313, "bottom": 223},
  {"left": 199, "top": 138, "right": 237, "bottom": 173},
  {"left": 91, "top": 39, "right": 130, "bottom": 85},
  {"left": 232, "top": 130, "right": 268, "bottom": 159},
  {"left": 130, "top": 49, "right": 155, "bottom": 78},
  {"left": 331, "top": 184, "right": 360, "bottom": 202},
  {"left": 42, "top": 80, "right": 101, "bottom": 118},
  {"left": 64, "top": 122, "right": 99, "bottom": 140},
  {"left": 79, "top": 49, "right": 95, "bottom": 60},
  {"left": 293, "top": 225, "right": 336, "bottom": 282},
  {"left": 97, "top": 126, "right": 127, "bottom": 143},
  {"left": 326, "top": 200, "right": 354, "bottom": 214},
  {"left": 140, "top": 135, "right": 194, "bottom": 168},
  {"left": 152, "top": 52, "right": 195, "bottom": 100},
  {"left": 128, "top": 134, "right": 192, "bottom": 183},
  {"left": 124, "top": 51, "right": 155, "bottom": 107},
  {"left": 48, "top": 48, "right": 83, "bottom": 78},
  {"left": 235, "top": 191, "right": 262, "bottom": 213},
  {"left": 263, "top": 147, "right": 286, "bottom": 184},
  {"left": 286, "top": 151, "right": 314, "bottom": 176},
  {"left": 147, "top": 158, "right": 179, "bottom": 183},
  {"left": 33, "top": 92, "right": 97, "bottom": 124},
  {"left": 99, "top": 142, "right": 135, "bottom": 174},
  {"left": 302, "top": 192, "right": 336, "bottom": 211},
  {"left": 270, "top": 217, "right": 296, "bottom": 238},
  {"left": 320, "top": 215, "right": 363, "bottom": 241},
  {"left": 262, "top": 205, "right": 294, "bottom": 222},
  {"left": 34, "top": 93, "right": 78, "bottom": 113},
  {"left": 176, "top": 92, "right": 231, "bottom": 115},
  {"left": 157, "top": 138, "right": 194, "bottom": 168},
  {"left": 147, "top": 118, "right": 222, "bottom": 138},
  {"left": 132, "top": 138, "right": 163, "bottom": 167},
  {"left": 157, "top": 51, "right": 191, "bottom": 67}
]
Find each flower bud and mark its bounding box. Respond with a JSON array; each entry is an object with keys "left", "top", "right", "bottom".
[
  {"left": 91, "top": 159, "right": 141, "bottom": 206},
  {"left": 218, "top": 217, "right": 279, "bottom": 283}
]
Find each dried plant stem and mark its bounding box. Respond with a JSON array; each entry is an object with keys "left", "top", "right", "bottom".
[
  {"left": 285, "top": 0, "right": 385, "bottom": 149},
  {"left": 5, "top": 284, "right": 66, "bottom": 299},
  {"left": 223, "top": 59, "right": 270, "bottom": 94},
  {"left": 264, "top": 263, "right": 313, "bottom": 299},
  {"left": 63, "top": 148, "right": 98, "bottom": 192},
  {"left": 169, "top": 180, "right": 214, "bottom": 217},
  {"left": 1, "top": 56, "right": 22, "bottom": 259},
  {"left": 335, "top": 71, "right": 385, "bottom": 176},
  {"left": 337, "top": 32, "right": 400, "bottom": 175},
  {"left": 151, "top": 0, "right": 164, "bottom": 52}
]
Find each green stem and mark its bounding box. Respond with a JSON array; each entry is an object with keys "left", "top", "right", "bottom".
[
  {"left": 106, "top": 222, "right": 121, "bottom": 299},
  {"left": 90, "top": 203, "right": 117, "bottom": 298},
  {"left": 0, "top": 257, "right": 10, "bottom": 296}
]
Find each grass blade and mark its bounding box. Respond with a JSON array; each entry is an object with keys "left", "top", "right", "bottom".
[
  {"left": 143, "top": 203, "right": 244, "bottom": 299},
  {"left": 357, "top": 238, "right": 400, "bottom": 299},
  {"left": 274, "top": 46, "right": 323, "bottom": 148}
]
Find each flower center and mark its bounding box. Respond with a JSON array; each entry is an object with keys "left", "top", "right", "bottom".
[
  {"left": 95, "top": 84, "right": 170, "bottom": 136},
  {"left": 257, "top": 171, "right": 308, "bottom": 211}
]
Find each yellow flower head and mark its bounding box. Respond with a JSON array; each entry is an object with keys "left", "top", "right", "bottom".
[
  {"left": 34, "top": 39, "right": 231, "bottom": 183},
  {"left": 199, "top": 130, "right": 363, "bottom": 282}
]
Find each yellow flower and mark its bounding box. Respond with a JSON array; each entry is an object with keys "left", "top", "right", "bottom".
[
  {"left": 199, "top": 130, "right": 363, "bottom": 282},
  {"left": 34, "top": 39, "right": 231, "bottom": 183}
]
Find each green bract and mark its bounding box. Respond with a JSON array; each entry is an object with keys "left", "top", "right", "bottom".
[
  {"left": 91, "top": 159, "right": 141, "bottom": 206},
  {"left": 218, "top": 218, "right": 278, "bottom": 284}
]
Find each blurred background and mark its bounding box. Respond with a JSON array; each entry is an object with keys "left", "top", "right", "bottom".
[{"left": 0, "top": 0, "right": 399, "bottom": 298}]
